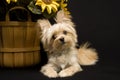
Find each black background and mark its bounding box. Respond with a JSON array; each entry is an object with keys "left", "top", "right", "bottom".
[
  {"left": 0, "top": 0, "right": 120, "bottom": 80},
  {"left": 69, "top": 0, "right": 120, "bottom": 66}
]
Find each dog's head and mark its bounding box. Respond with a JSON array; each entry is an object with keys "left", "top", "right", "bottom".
[{"left": 38, "top": 10, "right": 78, "bottom": 52}]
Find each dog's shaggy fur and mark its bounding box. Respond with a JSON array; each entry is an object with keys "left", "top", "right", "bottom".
[{"left": 37, "top": 10, "right": 98, "bottom": 78}]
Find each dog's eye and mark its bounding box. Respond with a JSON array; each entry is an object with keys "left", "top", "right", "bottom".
[{"left": 63, "top": 30, "right": 67, "bottom": 35}]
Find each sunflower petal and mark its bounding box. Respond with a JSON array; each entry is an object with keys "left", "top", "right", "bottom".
[
  {"left": 52, "top": 1, "right": 59, "bottom": 7},
  {"left": 6, "top": 0, "right": 10, "bottom": 4},
  {"left": 51, "top": 4, "right": 58, "bottom": 12},
  {"left": 41, "top": 3, "right": 46, "bottom": 12},
  {"left": 62, "top": 3, "right": 67, "bottom": 7},
  {"left": 12, "top": 0, "right": 17, "bottom": 2},
  {"left": 63, "top": 8, "right": 70, "bottom": 14},
  {"left": 66, "top": 11, "right": 70, "bottom": 14},
  {"left": 47, "top": 5, "right": 52, "bottom": 14},
  {"left": 35, "top": 2, "right": 42, "bottom": 6}
]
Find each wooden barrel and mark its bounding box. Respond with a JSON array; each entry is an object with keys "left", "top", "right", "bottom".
[{"left": 0, "top": 7, "right": 41, "bottom": 67}]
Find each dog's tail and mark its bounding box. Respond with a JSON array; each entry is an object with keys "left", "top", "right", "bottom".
[{"left": 77, "top": 42, "right": 98, "bottom": 66}]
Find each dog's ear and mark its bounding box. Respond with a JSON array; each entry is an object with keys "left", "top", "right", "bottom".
[
  {"left": 37, "top": 19, "right": 51, "bottom": 31},
  {"left": 55, "top": 10, "right": 74, "bottom": 26}
]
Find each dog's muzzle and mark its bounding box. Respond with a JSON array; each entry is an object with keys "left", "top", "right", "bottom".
[{"left": 59, "top": 37, "right": 65, "bottom": 44}]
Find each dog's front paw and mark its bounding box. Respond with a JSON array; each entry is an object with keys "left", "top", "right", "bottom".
[
  {"left": 58, "top": 66, "right": 82, "bottom": 77},
  {"left": 59, "top": 69, "right": 74, "bottom": 77},
  {"left": 41, "top": 67, "right": 58, "bottom": 78}
]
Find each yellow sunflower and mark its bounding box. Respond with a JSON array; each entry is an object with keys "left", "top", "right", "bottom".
[
  {"left": 35, "top": 0, "right": 60, "bottom": 14},
  {"left": 6, "top": 0, "right": 17, "bottom": 4},
  {"left": 60, "top": 0, "right": 70, "bottom": 14}
]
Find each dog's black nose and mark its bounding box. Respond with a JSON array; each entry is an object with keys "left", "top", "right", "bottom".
[{"left": 59, "top": 37, "right": 64, "bottom": 43}]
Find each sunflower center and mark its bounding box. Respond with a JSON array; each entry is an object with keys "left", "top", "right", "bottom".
[{"left": 42, "top": 0, "right": 52, "bottom": 4}]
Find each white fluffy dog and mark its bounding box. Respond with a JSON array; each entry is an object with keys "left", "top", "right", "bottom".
[{"left": 37, "top": 10, "right": 98, "bottom": 78}]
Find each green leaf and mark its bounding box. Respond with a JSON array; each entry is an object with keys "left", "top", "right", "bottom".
[{"left": 27, "top": 1, "right": 42, "bottom": 14}]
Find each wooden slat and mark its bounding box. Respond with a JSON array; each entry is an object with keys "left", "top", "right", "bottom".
[
  {"left": 2, "top": 26, "right": 14, "bottom": 67},
  {"left": 0, "top": 27, "right": 3, "bottom": 66},
  {"left": 24, "top": 25, "right": 35, "bottom": 66},
  {"left": 33, "top": 25, "right": 41, "bottom": 64},
  {"left": 13, "top": 25, "right": 25, "bottom": 67}
]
